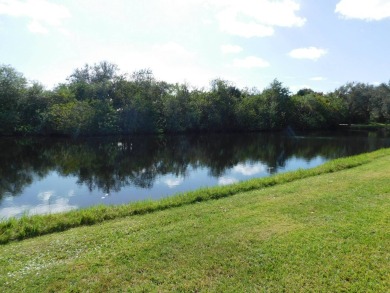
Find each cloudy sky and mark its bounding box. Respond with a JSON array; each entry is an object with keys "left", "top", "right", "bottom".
[{"left": 1, "top": 0, "right": 390, "bottom": 92}]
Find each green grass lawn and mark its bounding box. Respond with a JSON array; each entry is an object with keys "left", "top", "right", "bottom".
[{"left": 0, "top": 150, "right": 389, "bottom": 292}]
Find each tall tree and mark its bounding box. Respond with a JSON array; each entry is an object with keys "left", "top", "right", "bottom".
[
  {"left": 371, "top": 82, "right": 390, "bottom": 122},
  {"left": 67, "top": 61, "right": 120, "bottom": 101},
  {"left": 208, "top": 79, "right": 242, "bottom": 131},
  {"left": 335, "top": 82, "right": 372, "bottom": 124},
  {"left": 0, "top": 65, "right": 27, "bottom": 134},
  {"left": 19, "top": 82, "right": 49, "bottom": 134},
  {"left": 262, "top": 79, "right": 291, "bottom": 129}
]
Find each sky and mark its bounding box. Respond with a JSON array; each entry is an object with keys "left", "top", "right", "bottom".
[{"left": 1, "top": 0, "right": 390, "bottom": 93}]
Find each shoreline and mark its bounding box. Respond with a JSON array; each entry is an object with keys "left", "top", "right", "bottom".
[{"left": 1, "top": 147, "right": 389, "bottom": 245}]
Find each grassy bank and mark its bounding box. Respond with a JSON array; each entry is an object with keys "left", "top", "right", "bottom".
[
  {"left": 1, "top": 148, "right": 390, "bottom": 244},
  {"left": 0, "top": 149, "right": 389, "bottom": 292}
]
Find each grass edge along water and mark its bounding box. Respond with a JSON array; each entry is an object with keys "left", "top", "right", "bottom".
[{"left": 1, "top": 147, "right": 390, "bottom": 244}]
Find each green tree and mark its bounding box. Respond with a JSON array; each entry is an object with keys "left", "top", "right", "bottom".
[
  {"left": 371, "top": 82, "right": 390, "bottom": 122},
  {"left": 187, "top": 89, "right": 211, "bottom": 131},
  {"left": 67, "top": 61, "right": 120, "bottom": 102},
  {"left": 261, "top": 79, "right": 291, "bottom": 129},
  {"left": 18, "top": 82, "right": 49, "bottom": 134},
  {"left": 0, "top": 65, "right": 27, "bottom": 134},
  {"left": 163, "top": 83, "right": 194, "bottom": 132},
  {"left": 291, "top": 89, "right": 345, "bottom": 129},
  {"left": 235, "top": 94, "right": 268, "bottom": 131},
  {"left": 120, "top": 69, "right": 169, "bottom": 133},
  {"left": 46, "top": 101, "right": 94, "bottom": 136},
  {"left": 89, "top": 100, "right": 119, "bottom": 135},
  {"left": 207, "top": 79, "right": 242, "bottom": 131},
  {"left": 335, "top": 82, "right": 372, "bottom": 124}
]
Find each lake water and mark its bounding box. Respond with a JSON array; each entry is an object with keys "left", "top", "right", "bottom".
[{"left": 1, "top": 130, "right": 389, "bottom": 219}]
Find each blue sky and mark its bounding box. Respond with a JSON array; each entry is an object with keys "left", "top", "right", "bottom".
[{"left": 1, "top": 0, "right": 390, "bottom": 93}]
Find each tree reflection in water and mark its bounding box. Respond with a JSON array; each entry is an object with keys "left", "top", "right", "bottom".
[{"left": 0, "top": 130, "right": 389, "bottom": 202}]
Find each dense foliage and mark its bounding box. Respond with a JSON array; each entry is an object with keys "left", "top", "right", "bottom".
[{"left": 1, "top": 62, "right": 389, "bottom": 136}]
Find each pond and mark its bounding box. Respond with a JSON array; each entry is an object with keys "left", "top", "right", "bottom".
[{"left": 1, "top": 129, "right": 389, "bottom": 219}]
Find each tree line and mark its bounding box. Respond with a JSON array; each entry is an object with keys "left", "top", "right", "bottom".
[{"left": 1, "top": 61, "right": 389, "bottom": 136}]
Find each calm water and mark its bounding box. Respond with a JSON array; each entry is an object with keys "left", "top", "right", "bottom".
[{"left": 1, "top": 130, "right": 389, "bottom": 219}]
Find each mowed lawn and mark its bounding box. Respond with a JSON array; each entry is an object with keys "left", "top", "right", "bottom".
[{"left": 0, "top": 152, "right": 389, "bottom": 292}]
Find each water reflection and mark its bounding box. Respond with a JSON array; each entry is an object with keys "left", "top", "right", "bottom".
[
  {"left": 0, "top": 130, "right": 389, "bottom": 218},
  {"left": 1, "top": 189, "right": 78, "bottom": 218},
  {"left": 233, "top": 162, "right": 266, "bottom": 176}
]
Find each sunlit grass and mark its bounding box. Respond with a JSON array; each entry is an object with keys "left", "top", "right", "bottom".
[{"left": 0, "top": 148, "right": 389, "bottom": 291}]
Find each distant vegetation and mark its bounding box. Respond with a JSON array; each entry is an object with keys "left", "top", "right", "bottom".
[{"left": 1, "top": 62, "right": 389, "bottom": 136}]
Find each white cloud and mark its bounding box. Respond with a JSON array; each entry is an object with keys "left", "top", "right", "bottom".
[
  {"left": 28, "top": 198, "right": 77, "bottom": 215},
  {"left": 58, "top": 27, "right": 71, "bottom": 37},
  {"left": 130, "top": 42, "right": 213, "bottom": 87},
  {"left": 218, "top": 176, "right": 239, "bottom": 186},
  {"left": 4, "top": 194, "right": 13, "bottom": 201},
  {"left": 52, "top": 41, "right": 222, "bottom": 89},
  {"left": 215, "top": 0, "right": 306, "bottom": 37},
  {"left": 0, "top": 205, "right": 31, "bottom": 219},
  {"left": 0, "top": 0, "right": 70, "bottom": 33},
  {"left": 164, "top": 177, "right": 184, "bottom": 188},
  {"left": 158, "top": 42, "right": 196, "bottom": 60},
  {"left": 27, "top": 20, "right": 48, "bottom": 34},
  {"left": 217, "top": 9, "right": 274, "bottom": 37},
  {"left": 34, "top": 190, "right": 77, "bottom": 215},
  {"left": 310, "top": 76, "right": 327, "bottom": 81},
  {"left": 0, "top": 191, "right": 78, "bottom": 219},
  {"left": 233, "top": 56, "right": 270, "bottom": 68},
  {"left": 288, "top": 47, "right": 328, "bottom": 61},
  {"left": 38, "top": 190, "right": 54, "bottom": 202},
  {"left": 221, "top": 44, "right": 243, "bottom": 54},
  {"left": 233, "top": 163, "right": 265, "bottom": 176},
  {"left": 335, "top": 0, "right": 390, "bottom": 21}
]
